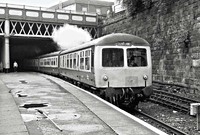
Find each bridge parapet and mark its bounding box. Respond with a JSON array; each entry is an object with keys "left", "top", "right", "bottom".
[{"left": 0, "top": 3, "right": 98, "bottom": 25}]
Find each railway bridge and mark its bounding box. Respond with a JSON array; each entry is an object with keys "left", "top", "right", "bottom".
[{"left": 0, "top": 3, "right": 100, "bottom": 72}]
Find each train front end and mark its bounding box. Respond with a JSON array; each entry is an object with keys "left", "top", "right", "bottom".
[{"left": 94, "top": 38, "right": 153, "bottom": 108}]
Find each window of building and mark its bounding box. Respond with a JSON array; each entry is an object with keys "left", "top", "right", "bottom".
[
  {"left": 96, "top": 8, "right": 101, "bottom": 15},
  {"left": 63, "top": 4, "right": 76, "bottom": 11},
  {"left": 82, "top": 7, "right": 87, "bottom": 12}
]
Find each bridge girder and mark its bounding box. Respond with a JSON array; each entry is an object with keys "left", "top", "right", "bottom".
[
  {"left": 0, "top": 3, "right": 102, "bottom": 72},
  {"left": 0, "top": 20, "right": 99, "bottom": 38}
]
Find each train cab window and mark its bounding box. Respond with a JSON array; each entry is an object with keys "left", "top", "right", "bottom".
[
  {"left": 102, "top": 48, "right": 124, "bottom": 67},
  {"left": 127, "top": 48, "right": 147, "bottom": 67}
]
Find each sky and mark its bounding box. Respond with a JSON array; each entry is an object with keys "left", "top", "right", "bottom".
[{"left": 1, "top": 0, "right": 115, "bottom": 7}]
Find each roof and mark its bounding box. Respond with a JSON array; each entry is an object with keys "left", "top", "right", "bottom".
[
  {"left": 38, "top": 51, "right": 61, "bottom": 58},
  {"left": 50, "top": 0, "right": 114, "bottom": 9},
  {"left": 60, "top": 33, "right": 150, "bottom": 54}
]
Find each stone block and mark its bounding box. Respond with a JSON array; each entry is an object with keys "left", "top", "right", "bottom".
[{"left": 192, "top": 59, "right": 200, "bottom": 67}]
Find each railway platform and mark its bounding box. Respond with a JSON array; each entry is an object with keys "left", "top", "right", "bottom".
[{"left": 0, "top": 72, "right": 167, "bottom": 135}]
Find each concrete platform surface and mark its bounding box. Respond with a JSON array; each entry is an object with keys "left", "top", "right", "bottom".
[
  {"left": 0, "top": 72, "right": 167, "bottom": 135},
  {"left": 0, "top": 76, "right": 29, "bottom": 135}
]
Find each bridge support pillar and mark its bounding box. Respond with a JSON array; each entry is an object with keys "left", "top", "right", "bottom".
[{"left": 3, "top": 20, "right": 10, "bottom": 73}]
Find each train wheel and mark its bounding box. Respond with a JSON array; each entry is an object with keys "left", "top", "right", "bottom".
[
  {"left": 115, "top": 95, "right": 120, "bottom": 106},
  {"left": 112, "top": 96, "right": 116, "bottom": 105}
]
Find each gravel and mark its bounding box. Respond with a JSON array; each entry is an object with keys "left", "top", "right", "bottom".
[{"left": 139, "top": 85, "right": 200, "bottom": 135}]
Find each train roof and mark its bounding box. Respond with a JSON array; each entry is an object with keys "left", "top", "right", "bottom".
[
  {"left": 60, "top": 33, "right": 150, "bottom": 54},
  {"left": 38, "top": 51, "right": 61, "bottom": 58}
]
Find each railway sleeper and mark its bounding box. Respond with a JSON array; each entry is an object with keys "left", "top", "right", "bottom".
[
  {"left": 149, "top": 98, "right": 189, "bottom": 113},
  {"left": 151, "top": 92, "right": 193, "bottom": 108}
]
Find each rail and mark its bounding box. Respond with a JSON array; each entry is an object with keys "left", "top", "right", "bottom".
[
  {"left": 150, "top": 86, "right": 200, "bottom": 113},
  {"left": 135, "top": 110, "right": 189, "bottom": 135}
]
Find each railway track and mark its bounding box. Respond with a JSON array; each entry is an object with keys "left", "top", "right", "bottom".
[
  {"left": 150, "top": 84, "right": 200, "bottom": 113},
  {"left": 134, "top": 110, "right": 189, "bottom": 135}
]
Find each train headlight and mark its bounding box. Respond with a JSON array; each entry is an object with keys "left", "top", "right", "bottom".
[
  {"left": 103, "top": 75, "right": 108, "bottom": 81},
  {"left": 143, "top": 75, "right": 148, "bottom": 80}
]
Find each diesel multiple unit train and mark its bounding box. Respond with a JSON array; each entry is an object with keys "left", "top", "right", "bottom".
[{"left": 24, "top": 33, "right": 153, "bottom": 108}]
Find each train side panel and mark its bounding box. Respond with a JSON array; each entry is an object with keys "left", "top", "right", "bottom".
[
  {"left": 60, "top": 69, "right": 95, "bottom": 86},
  {"left": 39, "top": 56, "right": 59, "bottom": 75},
  {"left": 59, "top": 47, "right": 96, "bottom": 87}
]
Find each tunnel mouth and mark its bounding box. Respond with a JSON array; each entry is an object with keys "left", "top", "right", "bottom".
[{"left": 20, "top": 103, "right": 48, "bottom": 109}]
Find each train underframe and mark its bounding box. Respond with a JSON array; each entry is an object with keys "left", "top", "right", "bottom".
[
  {"left": 61, "top": 75, "right": 153, "bottom": 109},
  {"left": 100, "top": 86, "right": 153, "bottom": 108}
]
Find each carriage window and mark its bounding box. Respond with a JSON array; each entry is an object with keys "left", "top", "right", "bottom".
[
  {"left": 54, "top": 58, "right": 56, "bottom": 66},
  {"left": 66, "top": 55, "right": 69, "bottom": 68},
  {"left": 40, "top": 59, "right": 43, "bottom": 66},
  {"left": 80, "top": 51, "right": 84, "bottom": 70},
  {"left": 63, "top": 56, "right": 65, "bottom": 67},
  {"left": 70, "top": 54, "right": 73, "bottom": 68},
  {"left": 51, "top": 58, "right": 54, "bottom": 65},
  {"left": 64, "top": 56, "right": 66, "bottom": 68},
  {"left": 47, "top": 58, "right": 50, "bottom": 65},
  {"left": 127, "top": 48, "right": 147, "bottom": 67},
  {"left": 60, "top": 56, "right": 62, "bottom": 67},
  {"left": 102, "top": 48, "right": 124, "bottom": 67},
  {"left": 73, "top": 53, "right": 77, "bottom": 69},
  {"left": 85, "top": 50, "right": 90, "bottom": 70}
]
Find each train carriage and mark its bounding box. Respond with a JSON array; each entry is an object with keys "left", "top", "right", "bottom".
[
  {"left": 59, "top": 33, "right": 153, "bottom": 107},
  {"left": 59, "top": 47, "right": 95, "bottom": 86},
  {"left": 38, "top": 51, "right": 60, "bottom": 75},
  {"left": 25, "top": 33, "right": 153, "bottom": 108}
]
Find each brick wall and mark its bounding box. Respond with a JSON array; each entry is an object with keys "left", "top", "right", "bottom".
[{"left": 102, "top": 0, "right": 200, "bottom": 90}]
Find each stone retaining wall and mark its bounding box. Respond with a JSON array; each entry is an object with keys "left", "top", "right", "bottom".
[{"left": 102, "top": 0, "right": 200, "bottom": 90}]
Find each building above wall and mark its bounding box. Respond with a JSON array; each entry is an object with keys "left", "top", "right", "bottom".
[{"left": 50, "top": 0, "right": 114, "bottom": 16}]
